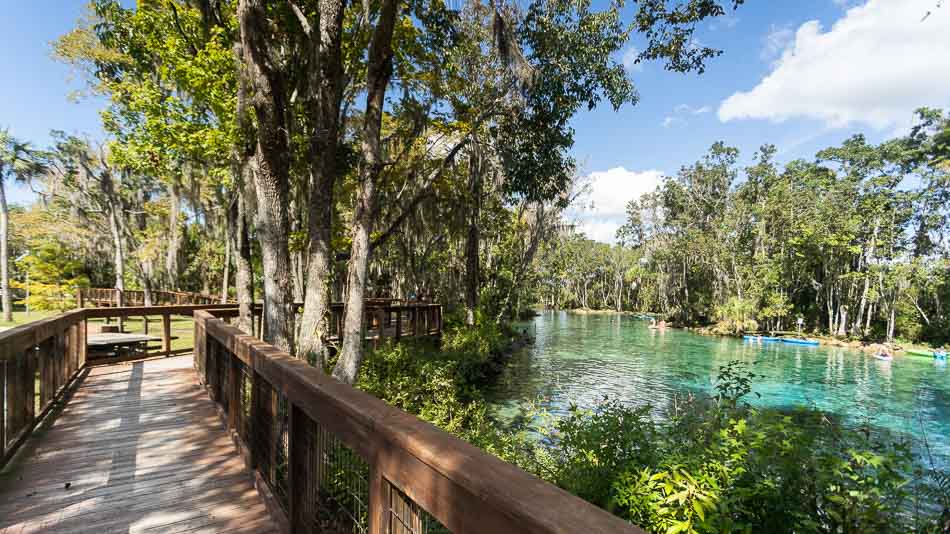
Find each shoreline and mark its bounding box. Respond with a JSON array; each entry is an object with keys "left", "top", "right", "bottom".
[{"left": 539, "top": 307, "right": 939, "bottom": 358}]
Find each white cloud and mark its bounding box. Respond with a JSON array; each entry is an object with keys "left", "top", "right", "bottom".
[
  {"left": 674, "top": 104, "right": 712, "bottom": 115},
  {"left": 760, "top": 23, "right": 794, "bottom": 62},
  {"left": 661, "top": 116, "right": 684, "bottom": 128},
  {"left": 719, "top": 0, "right": 950, "bottom": 130},
  {"left": 622, "top": 46, "right": 643, "bottom": 73},
  {"left": 576, "top": 219, "right": 625, "bottom": 244},
  {"left": 570, "top": 167, "right": 664, "bottom": 243}
]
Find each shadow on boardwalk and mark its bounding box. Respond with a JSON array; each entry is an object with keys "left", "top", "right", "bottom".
[{"left": 0, "top": 356, "right": 277, "bottom": 534}]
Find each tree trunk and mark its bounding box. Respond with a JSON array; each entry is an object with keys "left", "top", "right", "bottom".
[
  {"left": 238, "top": 0, "right": 296, "bottom": 352},
  {"left": 166, "top": 179, "right": 182, "bottom": 289},
  {"left": 108, "top": 203, "right": 126, "bottom": 299},
  {"left": 333, "top": 0, "right": 399, "bottom": 384},
  {"left": 464, "top": 144, "right": 482, "bottom": 326},
  {"left": 836, "top": 305, "right": 847, "bottom": 337},
  {"left": 887, "top": 304, "right": 896, "bottom": 342},
  {"left": 221, "top": 223, "right": 231, "bottom": 303},
  {"left": 298, "top": 0, "right": 347, "bottom": 366},
  {"left": 0, "top": 179, "right": 12, "bottom": 322},
  {"left": 230, "top": 181, "right": 256, "bottom": 335}
]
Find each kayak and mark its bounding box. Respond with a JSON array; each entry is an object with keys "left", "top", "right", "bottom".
[
  {"left": 743, "top": 335, "right": 781, "bottom": 342},
  {"left": 780, "top": 338, "right": 820, "bottom": 346},
  {"left": 873, "top": 353, "right": 893, "bottom": 361},
  {"left": 905, "top": 349, "right": 935, "bottom": 358}
]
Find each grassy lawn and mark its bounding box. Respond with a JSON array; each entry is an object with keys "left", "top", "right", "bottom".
[
  {"left": 0, "top": 309, "right": 196, "bottom": 353},
  {"left": 0, "top": 310, "right": 62, "bottom": 329},
  {"left": 87, "top": 315, "right": 196, "bottom": 353}
]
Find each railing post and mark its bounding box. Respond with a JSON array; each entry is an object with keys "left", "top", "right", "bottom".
[
  {"left": 227, "top": 353, "right": 240, "bottom": 432},
  {"left": 0, "top": 360, "right": 5, "bottom": 459},
  {"left": 79, "top": 317, "right": 87, "bottom": 368},
  {"left": 7, "top": 354, "right": 22, "bottom": 440},
  {"left": 368, "top": 461, "right": 388, "bottom": 534},
  {"left": 162, "top": 313, "right": 171, "bottom": 358},
  {"left": 395, "top": 308, "right": 402, "bottom": 340},
  {"left": 117, "top": 290, "right": 125, "bottom": 332},
  {"left": 287, "top": 406, "right": 320, "bottom": 533},
  {"left": 194, "top": 314, "right": 206, "bottom": 379},
  {"left": 25, "top": 349, "right": 36, "bottom": 426}
]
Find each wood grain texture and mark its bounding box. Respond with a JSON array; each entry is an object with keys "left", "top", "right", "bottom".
[{"left": 0, "top": 356, "right": 277, "bottom": 534}]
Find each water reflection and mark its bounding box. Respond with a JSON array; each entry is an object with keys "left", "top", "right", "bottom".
[{"left": 487, "top": 310, "right": 950, "bottom": 467}]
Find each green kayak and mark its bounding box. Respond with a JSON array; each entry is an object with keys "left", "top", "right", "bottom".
[{"left": 905, "top": 349, "right": 934, "bottom": 358}]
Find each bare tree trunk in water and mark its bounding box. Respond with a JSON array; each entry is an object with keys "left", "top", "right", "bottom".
[
  {"left": 298, "top": 0, "right": 347, "bottom": 366},
  {"left": 333, "top": 0, "right": 398, "bottom": 384},
  {"left": 237, "top": 0, "right": 296, "bottom": 352},
  {"left": 0, "top": 179, "right": 12, "bottom": 322}
]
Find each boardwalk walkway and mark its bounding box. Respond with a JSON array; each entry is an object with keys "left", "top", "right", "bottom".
[{"left": 0, "top": 356, "right": 277, "bottom": 534}]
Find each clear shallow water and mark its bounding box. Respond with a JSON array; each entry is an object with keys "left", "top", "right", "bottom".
[{"left": 487, "top": 311, "right": 950, "bottom": 466}]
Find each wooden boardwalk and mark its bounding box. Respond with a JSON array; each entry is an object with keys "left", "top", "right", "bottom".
[{"left": 0, "top": 356, "right": 277, "bottom": 534}]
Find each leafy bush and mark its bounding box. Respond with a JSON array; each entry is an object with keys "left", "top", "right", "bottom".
[
  {"left": 12, "top": 242, "right": 89, "bottom": 311},
  {"left": 534, "top": 361, "right": 947, "bottom": 533}
]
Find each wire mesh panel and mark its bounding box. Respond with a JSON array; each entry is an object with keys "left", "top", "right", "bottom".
[
  {"left": 252, "top": 376, "right": 290, "bottom": 510},
  {"left": 217, "top": 342, "right": 230, "bottom": 415},
  {"left": 387, "top": 483, "right": 449, "bottom": 534},
  {"left": 294, "top": 410, "right": 370, "bottom": 534},
  {"left": 233, "top": 357, "right": 253, "bottom": 443}
]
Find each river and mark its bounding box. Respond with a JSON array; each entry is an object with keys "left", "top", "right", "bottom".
[{"left": 487, "top": 310, "right": 950, "bottom": 466}]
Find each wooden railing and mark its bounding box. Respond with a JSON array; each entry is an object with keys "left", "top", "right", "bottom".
[
  {"left": 78, "top": 287, "right": 223, "bottom": 307},
  {"left": 0, "top": 303, "right": 245, "bottom": 469},
  {"left": 325, "top": 303, "right": 443, "bottom": 344},
  {"left": 80, "top": 288, "right": 443, "bottom": 342},
  {"left": 0, "top": 310, "right": 86, "bottom": 467},
  {"left": 194, "top": 309, "right": 641, "bottom": 534}
]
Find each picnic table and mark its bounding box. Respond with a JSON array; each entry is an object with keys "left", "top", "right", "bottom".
[{"left": 87, "top": 333, "right": 163, "bottom": 360}]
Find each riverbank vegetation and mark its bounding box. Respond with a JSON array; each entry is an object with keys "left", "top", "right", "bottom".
[
  {"left": 360, "top": 337, "right": 950, "bottom": 532},
  {"left": 535, "top": 112, "right": 950, "bottom": 347}
]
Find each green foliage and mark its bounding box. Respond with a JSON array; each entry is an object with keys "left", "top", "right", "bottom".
[
  {"left": 536, "top": 112, "right": 950, "bottom": 345},
  {"left": 356, "top": 320, "right": 525, "bottom": 456},
  {"left": 12, "top": 242, "right": 90, "bottom": 311},
  {"left": 531, "top": 361, "right": 946, "bottom": 533},
  {"left": 714, "top": 297, "right": 758, "bottom": 335},
  {"left": 356, "top": 332, "right": 948, "bottom": 533}
]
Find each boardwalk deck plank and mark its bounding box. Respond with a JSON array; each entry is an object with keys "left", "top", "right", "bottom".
[{"left": 0, "top": 356, "right": 278, "bottom": 534}]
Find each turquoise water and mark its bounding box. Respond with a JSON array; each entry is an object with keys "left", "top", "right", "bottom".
[{"left": 487, "top": 311, "right": 950, "bottom": 466}]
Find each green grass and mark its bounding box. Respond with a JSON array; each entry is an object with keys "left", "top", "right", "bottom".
[
  {"left": 0, "top": 310, "right": 61, "bottom": 328},
  {"left": 87, "top": 315, "right": 196, "bottom": 353},
  {"left": 0, "top": 310, "right": 197, "bottom": 353}
]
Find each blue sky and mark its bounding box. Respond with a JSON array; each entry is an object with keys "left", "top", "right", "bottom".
[{"left": 2, "top": 1, "right": 949, "bottom": 241}]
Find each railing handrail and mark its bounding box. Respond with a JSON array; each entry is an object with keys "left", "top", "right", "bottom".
[
  {"left": 195, "top": 309, "right": 641, "bottom": 534},
  {"left": 77, "top": 287, "right": 225, "bottom": 306}
]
